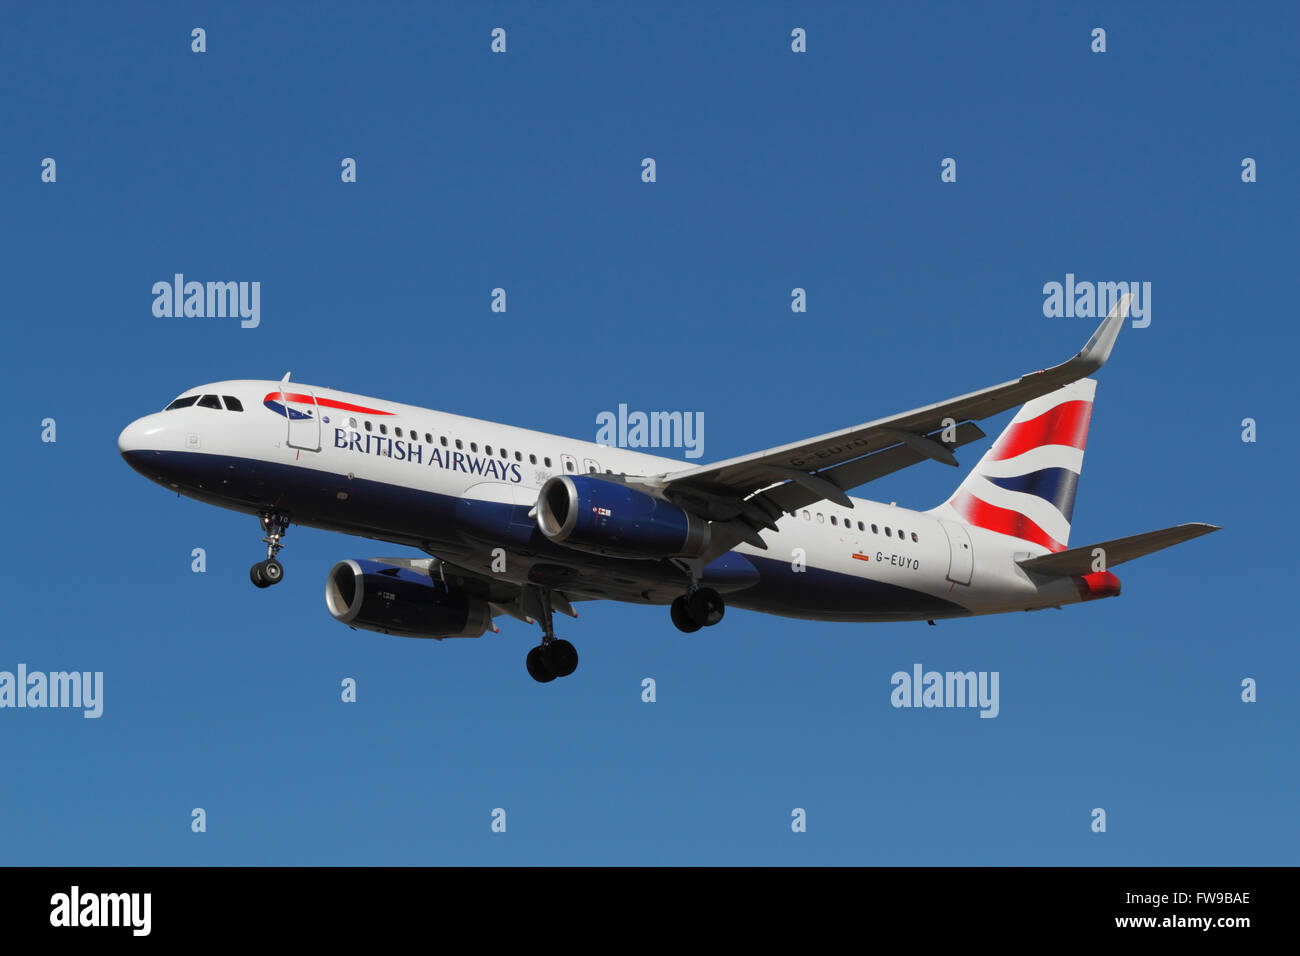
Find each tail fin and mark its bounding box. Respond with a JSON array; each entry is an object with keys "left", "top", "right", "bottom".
[{"left": 930, "top": 379, "right": 1096, "bottom": 553}]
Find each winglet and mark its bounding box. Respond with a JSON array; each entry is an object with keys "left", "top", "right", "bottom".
[
  {"left": 1072, "top": 292, "right": 1132, "bottom": 375},
  {"left": 1019, "top": 292, "right": 1133, "bottom": 384}
]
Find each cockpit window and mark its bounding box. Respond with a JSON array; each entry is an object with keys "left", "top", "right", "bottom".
[
  {"left": 165, "top": 395, "right": 199, "bottom": 411},
  {"left": 222, "top": 396, "right": 244, "bottom": 412},
  {"left": 197, "top": 395, "right": 222, "bottom": 409}
]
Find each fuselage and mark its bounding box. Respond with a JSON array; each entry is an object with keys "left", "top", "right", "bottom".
[{"left": 118, "top": 380, "right": 1105, "bottom": 623}]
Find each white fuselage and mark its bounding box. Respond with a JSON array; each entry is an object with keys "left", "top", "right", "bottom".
[{"left": 118, "top": 379, "right": 1107, "bottom": 623}]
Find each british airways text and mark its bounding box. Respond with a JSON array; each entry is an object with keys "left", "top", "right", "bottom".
[{"left": 333, "top": 428, "right": 523, "bottom": 482}]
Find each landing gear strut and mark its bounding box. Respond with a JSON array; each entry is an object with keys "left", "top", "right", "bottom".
[
  {"left": 250, "top": 512, "right": 289, "bottom": 588},
  {"left": 671, "top": 586, "right": 725, "bottom": 633},
  {"left": 525, "top": 586, "right": 579, "bottom": 683}
]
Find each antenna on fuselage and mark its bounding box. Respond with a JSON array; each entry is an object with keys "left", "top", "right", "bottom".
[{"left": 280, "top": 371, "right": 291, "bottom": 384}]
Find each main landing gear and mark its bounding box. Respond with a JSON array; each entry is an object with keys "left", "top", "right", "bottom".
[
  {"left": 525, "top": 587, "right": 579, "bottom": 683},
  {"left": 250, "top": 512, "right": 289, "bottom": 589},
  {"left": 670, "top": 587, "right": 725, "bottom": 633}
]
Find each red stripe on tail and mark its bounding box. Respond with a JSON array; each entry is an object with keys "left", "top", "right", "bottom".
[
  {"left": 948, "top": 489, "right": 1067, "bottom": 552},
  {"left": 989, "top": 400, "right": 1092, "bottom": 461}
]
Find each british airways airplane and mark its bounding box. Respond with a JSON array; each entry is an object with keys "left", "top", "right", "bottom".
[{"left": 118, "top": 295, "right": 1215, "bottom": 682}]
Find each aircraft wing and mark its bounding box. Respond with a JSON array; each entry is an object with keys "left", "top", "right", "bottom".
[{"left": 644, "top": 294, "right": 1134, "bottom": 559}]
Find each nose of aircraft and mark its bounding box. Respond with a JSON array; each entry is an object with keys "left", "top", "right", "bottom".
[
  {"left": 118, "top": 413, "right": 172, "bottom": 476},
  {"left": 118, "top": 417, "right": 147, "bottom": 456}
]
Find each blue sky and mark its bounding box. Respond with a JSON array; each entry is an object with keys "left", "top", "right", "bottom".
[{"left": 1, "top": 2, "right": 1295, "bottom": 864}]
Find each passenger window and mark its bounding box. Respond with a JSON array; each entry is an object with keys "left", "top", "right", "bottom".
[
  {"left": 222, "top": 396, "right": 244, "bottom": 412},
  {"left": 470, "top": 442, "right": 477, "bottom": 452},
  {"left": 396, "top": 427, "right": 403, "bottom": 438},
  {"left": 802, "top": 511, "right": 810, "bottom": 520},
  {"left": 830, "top": 516, "right": 838, "bottom": 526},
  {"left": 165, "top": 396, "right": 199, "bottom": 410},
  {"left": 817, "top": 514, "right": 824, "bottom": 523},
  {"left": 425, "top": 433, "right": 432, "bottom": 444},
  {"left": 441, "top": 437, "right": 448, "bottom": 447},
  {"left": 911, "top": 532, "right": 919, "bottom": 543},
  {"left": 544, "top": 457, "right": 552, "bottom": 467},
  {"left": 197, "top": 395, "right": 221, "bottom": 409},
  {"left": 501, "top": 448, "right": 509, "bottom": 459},
  {"left": 885, "top": 527, "right": 892, "bottom": 537},
  {"left": 455, "top": 439, "right": 463, "bottom": 450},
  {"left": 529, "top": 454, "right": 537, "bottom": 465},
  {"left": 348, "top": 417, "right": 358, "bottom": 429},
  {"left": 566, "top": 460, "right": 575, "bottom": 472},
  {"left": 485, "top": 445, "right": 492, "bottom": 455},
  {"left": 858, "top": 521, "right": 865, "bottom": 531},
  {"left": 365, "top": 421, "right": 372, "bottom": 432},
  {"left": 516, "top": 451, "right": 523, "bottom": 462},
  {"left": 380, "top": 424, "right": 388, "bottom": 435}
]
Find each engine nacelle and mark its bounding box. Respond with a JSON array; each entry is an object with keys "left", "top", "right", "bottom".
[
  {"left": 536, "top": 474, "right": 710, "bottom": 559},
  {"left": 325, "top": 560, "right": 493, "bottom": 639}
]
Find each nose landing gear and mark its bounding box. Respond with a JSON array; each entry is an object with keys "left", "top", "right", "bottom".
[{"left": 250, "top": 512, "right": 289, "bottom": 588}]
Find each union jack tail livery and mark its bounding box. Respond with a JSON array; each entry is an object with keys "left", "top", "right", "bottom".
[{"left": 933, "top": 379, "right": 1096, "bottom": 553}]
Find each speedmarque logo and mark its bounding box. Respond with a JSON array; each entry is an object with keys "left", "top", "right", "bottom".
[{"left": 50, "top": 886, "right": 151, "bottom": 936}]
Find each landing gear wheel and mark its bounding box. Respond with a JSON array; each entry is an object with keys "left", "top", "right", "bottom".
[
  {"left": 671, "top": 595, "right": 702, "bottom": 633},
  {"left": 525, "top": 586, "right": 577, "bottom": 682},
  {"left": 261, "top": 559, "right": 284, "bottom": 585},
  {"left": 526, "top": 646, "right": 556, "bottom": 683},
  {"left": 252, "top": 512, "right": 290, "bottom": 589},
  {"left": 689, "top": 587, "right": 725, "bottom": 627},
  {"left": 542, "top": 639, "right": 579, "bottom": 678}
]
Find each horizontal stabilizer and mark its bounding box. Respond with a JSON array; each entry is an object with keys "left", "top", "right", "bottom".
[{"left": 1017, "top": 523, "right": 1219, "bottom": 575}]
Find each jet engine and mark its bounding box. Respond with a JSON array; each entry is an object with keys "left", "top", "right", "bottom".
[
  {"left": 325, "top": 559, "right": 493, "bottom": 638},
  {"left": 536, "top": 474, "right": 710, "bottom": 559}
]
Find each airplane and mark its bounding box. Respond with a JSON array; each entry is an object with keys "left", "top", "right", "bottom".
[{"left": 118, "top": 294, "right": 1217, "bottom": 682}]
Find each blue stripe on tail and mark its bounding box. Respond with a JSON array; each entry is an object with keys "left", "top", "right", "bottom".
[{"left": 986, "top": 467, "right": 1080, "bottom": 522}]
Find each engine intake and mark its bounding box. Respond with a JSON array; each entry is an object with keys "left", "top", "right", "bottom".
[
  {"left": 325, "top": 560, "right": 493, "bottom": 639},
  {"left": 536, "top": 474, "right": 710, "bottom": 559}
]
